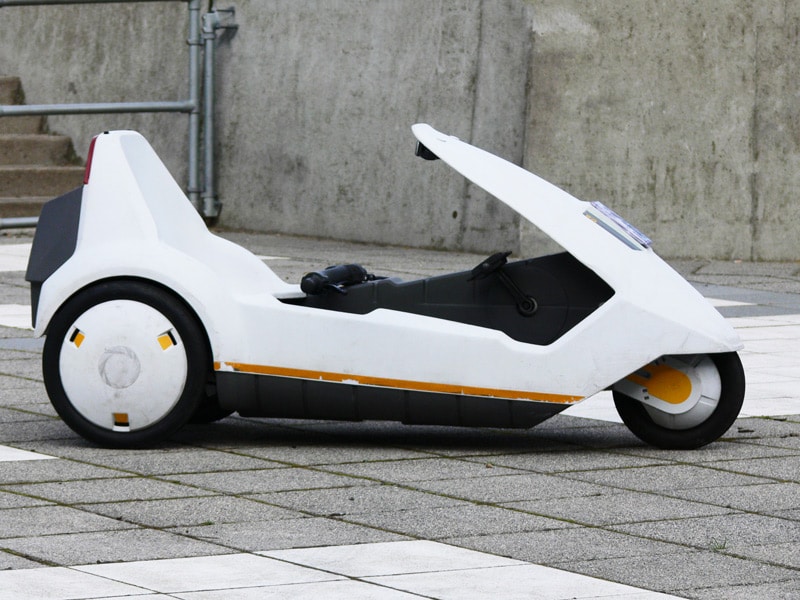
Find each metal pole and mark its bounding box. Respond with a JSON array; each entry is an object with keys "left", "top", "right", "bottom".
[
  {"left": 0, "top": 100, "right": 194, "bottom": 116},
  {"left": 0, "top": 217, "right": 38, "bottom": 229},
  {"left": 186, "top": 0, "right": 202, "bottom": 212},
  {"left": 201, "top": 10, "right": 219, "bottom": 219},
  {"left": 0, "top": 0, "right": 178, "bottom": 5},
  {"left": 199, "top": 8, "right": 236, "bottom": 220}
]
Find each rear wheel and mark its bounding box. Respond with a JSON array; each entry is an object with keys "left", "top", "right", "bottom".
[
  {"left": 189, "top": 378, "right": 233, "bottom": 424},
  {"left": 613, "top": 352, "right": 745, "bottom": 449},
  {"left": 43, "top": 280, "right": 211, "bottom": 448}
]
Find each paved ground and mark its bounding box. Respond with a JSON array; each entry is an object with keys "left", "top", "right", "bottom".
[{"left": 0, "top": 227, "right": 798, "bottom": 599}]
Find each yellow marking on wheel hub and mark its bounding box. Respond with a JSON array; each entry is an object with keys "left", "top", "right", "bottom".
[
  {"left": 113, "top": 412, "right": 129, "bottom": 427},
  {"left": 157, "top": 332, "right": 176, "bottom": 350},
  {"left": 627, "top": 362, "right": 693, "bottom": 404},
  {"left": 70, "top": 330, "right": 85, "bottom": 348}
]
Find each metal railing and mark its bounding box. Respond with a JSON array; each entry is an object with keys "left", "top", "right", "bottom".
[
  {"left": 0, "top": 0, "right": 234, "bottom": 226},
  {"left": 0, "top": 216, "right": 39, "bottom": 228}
]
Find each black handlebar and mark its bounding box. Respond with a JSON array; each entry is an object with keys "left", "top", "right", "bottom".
[{"left": 301, "top": 264, "right": 371, "bottom": 295}]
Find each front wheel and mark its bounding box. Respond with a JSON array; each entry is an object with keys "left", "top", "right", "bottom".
[
  {"left": 613, "top": 352, "right": 745, "bottom": 449},
  {"left": 43, "top": 280, "right": 211, "bottom": 448}
]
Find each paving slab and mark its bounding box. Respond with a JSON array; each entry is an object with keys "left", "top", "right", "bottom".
[
  {"left": 617, "top": 438, "right": 800, "bottom": 462},
  {"left": 699, "top": 454, "right": 800, "bottom": 482},
  {"left": 691, "top": 579, "right": 800, "bottom": 600},
  {"left": 10, "top": 437, "right": 200, "bottom": 461},
  {"left": 610, "top": 513, "right": 800, "bottom": 552},
  {"left": 328, "top": 456, "right": 521, "bottom": 483},
  {"left": 212, "top": 439, "right": 435, "bottom": 466},
  {"left": 170, "top": 580, "right": 423, "bottom": 600},
  {"left": 730, "top": 541, "right": 800, "bottom": 570},
  {"left": 363, "top": 562, "right": 678, "bottom": 600},
  {"left": 171, "top": 466, "right": 375, "bottom": 495},
  {"left": 88, "top": 495, "right": 302, "bottom": 528},
  {"left": 666, "top": 480, "right": 800, "bottom": 515},
  {"left": 0, "top": 489, "right": 52, "bottom": 509},
  {"left": 2, "top": 477, "right": 210, "bottom": 505},
  {"left": 449, "top": 527, "right": 683, "bottom": 564},
  {"left": 169, "top": 517, "right": 408, "bottom": 552},
  {"left": 253, "top": 483, "right": 468, "bottom": 516},
  {"left": 0, "top": 406, "right": 52, "bottom": 424},
  {"left": 0, "top": 373, "right": 41, "bottom": 390},
  {"left": 504, "top": 490, "right": 735, "bottom": 526},
  {"left": 259, "top": 419, "right": 584, "bottom": 455},
  {"left": 0, "top": 420, "right": 76, "bottom": 443},
  {"left": 0, "top": 459, "right": 119, "bottom": 484},
  {"left": 565, "top": 551, "right": 798, "bottom": 596},
  {"left": 341, "top": 503, "right": 574, "bottom": 539},
  {"left": 461, "top": 448, "right": 673, "bottom": 473},
  {"left": 78, "top": 552, "right": 342, "bottom": 594},
  {"left": 563, "top": 463, "right": 775, "bottom": 492},
  {"left": 0, "top": 566, "right": 149, "bottom": 600},
  {"left": 713, "top": 433, "right": 800, "bottom": 451},
  {"left": 76, "top": 447, "right": 286, "bottom": 476},
  {"left": 0, "top": 550, "right": 43, "bottom": 571},
  {"left": 261, "top": 539, "right": 523, "bottom": 577},
  {"left": 0, "top": 356, "right": 40, "bottom": 379},
  {"left": 0, "top": 505, "right": 134, "bottom": 539},
  {"left": 1, "top": 528, "right": 232, "bottom": 567},
  {"left": 410, "top": 470, "right": 609, "bottom": 503}
]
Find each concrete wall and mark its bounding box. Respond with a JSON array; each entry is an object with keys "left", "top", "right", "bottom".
[
  {"left": 1, "top": 1, "right": 799, "bottom": 260},
  {"left": 213, "top": 0, "right": 526, "bottom": 252},
  {"left": 524, "top": 1, "right": 800, "bottom": 260}
]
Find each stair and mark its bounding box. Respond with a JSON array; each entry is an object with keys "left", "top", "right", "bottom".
[{"left": 0, "top": 76, "right": 84, "bottom": 219}]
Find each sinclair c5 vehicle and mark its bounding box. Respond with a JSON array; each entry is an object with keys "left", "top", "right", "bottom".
[{"left": 26, "top": 124, "right": 745, "bottom": 449}]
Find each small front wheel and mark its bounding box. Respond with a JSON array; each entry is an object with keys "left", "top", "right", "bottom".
[
  {"left": 613, "top": 352, "right": 745, "bottom": 449},
  {"left": 43, "top": 280, "right": 211, "bottom": 448}
]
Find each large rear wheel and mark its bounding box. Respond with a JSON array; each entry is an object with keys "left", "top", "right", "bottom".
[
  {"left": 613, "top": 352, "right": 745, "bottom": 449},
  {"left": 43, "top": 280, "right": 211, "bottom": 448}
]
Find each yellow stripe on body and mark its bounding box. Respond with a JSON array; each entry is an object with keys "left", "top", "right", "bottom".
[{"left": 214, "top": 361, "right": 582, "bottom": 405}]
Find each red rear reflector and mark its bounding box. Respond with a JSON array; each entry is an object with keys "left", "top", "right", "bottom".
[{"left": 83, "top": 135, "right": 98, "bottom": 184}]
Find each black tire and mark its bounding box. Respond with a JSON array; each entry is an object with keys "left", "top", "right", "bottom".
[
  {"left": 43, "top": 280, "right": 211, "bottom": 448},
  {"left": 613, "top": 352, "right": 745, "bottom": 449},
  {"left": 189, "top": 378, "right": 233, "bottom": 424}
]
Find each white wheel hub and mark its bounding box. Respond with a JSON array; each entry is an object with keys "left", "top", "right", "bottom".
[
  {"left": 613, "top": 355, "right": 721, "bottom": 430},
  {"left": 59, "top": 300, "right": 188, "bottom": 432},
  {"left": 98, "top": 346, "right": 142, "bottom": 389}
]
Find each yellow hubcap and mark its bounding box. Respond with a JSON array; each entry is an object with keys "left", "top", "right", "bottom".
[{"left": 627, "top": 362, "right": 693, "bottom": 405}]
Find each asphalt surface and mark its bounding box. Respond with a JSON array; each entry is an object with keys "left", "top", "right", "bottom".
[{"left": 0, "top": 227, "right": 799, "bottom": 599}]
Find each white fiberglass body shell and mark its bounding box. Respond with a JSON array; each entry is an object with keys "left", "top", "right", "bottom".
[{"left": 31, "top": 127, "right": 742, "bottom": 414}]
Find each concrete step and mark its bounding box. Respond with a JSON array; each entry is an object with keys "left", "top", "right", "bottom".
[
  {"left": 0, "top": 77, "right": 43, "bottom": 134},
  {"left": 0, "top": 166, "right": 84, "bottom": 198},
  {"left": 0, "top": 134, "right": 77, "bottom": 166},
  {"left": 0, "top": 77, "right": 83, "bottom": 200},
  {"left": 0, "top": 77, "right": 22, "bottom": 105},
  {"left": 0, "top": 116, "right": 44, "bottom": 135},
  {"left": 0, "top": 196, "right": 51, "bottom": 219}
]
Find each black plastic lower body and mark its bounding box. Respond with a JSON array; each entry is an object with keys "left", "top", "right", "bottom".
[{"left": 216, "top": 371, "right": 567, "bottom": 429}]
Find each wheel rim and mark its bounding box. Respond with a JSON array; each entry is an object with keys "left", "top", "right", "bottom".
[
  {"left": 616, "top": 355, "right": 722, "bottom": 430},
  {"left": 58, "top": 300, "right": 189, "bottom": 432}
]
